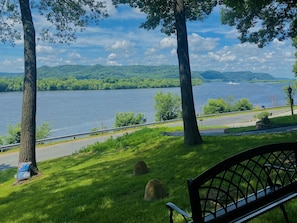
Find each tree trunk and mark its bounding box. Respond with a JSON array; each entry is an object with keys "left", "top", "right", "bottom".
[
  {"left": 18, "top": 0, "right": 38, "bottom": 174},
  {"left": 174, "top": 0, "right": 202, "bottom": 145}
]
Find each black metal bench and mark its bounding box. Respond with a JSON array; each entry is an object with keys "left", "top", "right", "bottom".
[{"left": 166, "top": 142, "right": 297, "bottom": 223}]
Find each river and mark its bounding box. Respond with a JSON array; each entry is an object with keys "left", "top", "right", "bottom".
[{"left": 0, "top": 82, "right": 294, "bottom": 137}]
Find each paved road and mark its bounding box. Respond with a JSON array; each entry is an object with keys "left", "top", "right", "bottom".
[
  {"left": 1, "top": 108, "right": 296, "bottom": 171},
  {"left": 0, "top": 131, "right": 129, "bottom": 171}
]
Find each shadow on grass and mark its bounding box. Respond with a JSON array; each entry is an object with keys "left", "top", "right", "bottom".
[
  {"left": 1, "top": 128, "right": 297, "bottom": 223},
  {"left": 0, "top": 166, "right": 15, "bottom": 183}
]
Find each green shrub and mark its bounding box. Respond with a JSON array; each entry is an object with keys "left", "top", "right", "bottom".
[
  {"left": 203, "top": 98, "right": 229, "bottom": 114},
  {"left": 203, "top": 97, "right": 253, "bottom": 114},
  {"left": 232, "top": 98, "right": 253, "bottom": 111},
  {"left": 154, "top": 91, "right": 181, "bottom": 121},
  {"left": 254, "top": 111, "right": 271, "bottom": 120},
  {"left": 36, "top": 123, "right": 51, "bottom": 140},
  {"left": 114, "top": 112, "right": 146, "bottom": 127},
  {"left": 5, "top": 123, "right": 21, "bottom": 144},
  {"left": 1, "top": 122, "right": 51, "bottom": 145}
]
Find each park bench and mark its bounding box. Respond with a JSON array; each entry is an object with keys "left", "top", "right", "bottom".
[{"left": 166, "top": 142, "right": 297, "bottom": 223}]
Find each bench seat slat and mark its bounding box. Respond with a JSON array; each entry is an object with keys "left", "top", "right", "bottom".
[{"left": 204, "top": 185, "right": 281, "bottom": 222}]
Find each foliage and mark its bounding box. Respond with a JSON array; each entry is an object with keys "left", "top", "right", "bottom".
[
  {"left": 113, "top": 0, "right": 218, "bottom": 35},
  {"left": 203, "top": 97, "right": 253, "bottom": 114},
  {"left": 0, "top": 0, "right": 108, "bottom": 45},
  {"left": 36, "top": 123, "right": 51, "bottom": 140},
  {"left": 254, "top": 111, "right": 271, "bottom": 120},
  {"left": 154, "top": 91, "right": 182, "bottom": 121},
  {"left": 293, "top": 38, "right": 297, "bottom": 76},
  {"left": 203, "top": 98, "right": 229, "bottom": 114},
  {"left": 35, "top": 65, "right": 203, "bottom": 80},
  {"left": 5, "top": 123, "right": 21, "bottom": 144},
  {"left": 283, "top": 85, "right": 296, "bottom": 105},
  {"left": 228, "top": 114, "right": 297, "bottom": 133},
  {"left": 200, "top": 71, "right": 274, "bottom": 81},
  {"left": 233, "top": 98, "right": 253, "bottom": 111},
  {"left": 1, "top": 128, "right": 297, "bottom": 222},
  {"left": 114, "top": 112, "right": 146, "bottom": 127},
  {"left": 0, "top": 64, "right": 281, "bottom": 92},
  {"left": 221, "top": 0, "right": 297, "bottom": 48},
  {"left": 0, "top": 76, "right": 202, "bottom": 93},
  {"left": 1, "top": 122, "right": 51, "bottom": 145}
]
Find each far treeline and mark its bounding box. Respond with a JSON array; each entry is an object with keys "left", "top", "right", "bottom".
[{"left": 0, "top": 65, "right": 278, "bottom": 92}]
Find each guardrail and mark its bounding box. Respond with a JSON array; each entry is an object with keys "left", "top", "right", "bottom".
[
  {"left": 0, "top": 119, "right": 182, "bottom": 152},
  {"left": 0, "top": 106, "right": 292, "bottom": 153}
]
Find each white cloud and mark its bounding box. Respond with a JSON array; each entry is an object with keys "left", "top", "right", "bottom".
[
  {"left": 36, "top": 45, "right": 54, "bottom": 53},
  {"left": 0, "top": 58, "right": 23, "bottom": 72},
  {"left": 188, "top": 33, "right": 218, "bottom": 52},
  {"left": 107, "top": 40, "right": 136, "bottom": 50},
  {"left": 160, "top": 37, "right": 176, "bottom": 49},
  {"left": 106, "top": 60, "right": 122, "bottom": 66},
  {"left": 207, "top": 52, "right": 220, "bottom": 61},
  {"left": 108, "top": 53, "right": 117, "bottom": 60},
  {"left": 68, "top": 53, "right": 81, "bottom": 59},
  {"left": 145, "top": 48, "right": 157, "bottom": 55}
]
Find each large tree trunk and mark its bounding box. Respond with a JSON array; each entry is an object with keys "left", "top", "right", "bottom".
[
  {"left": 174, "top": 0, "right": 202, "bottom": 145},
  {"left": 18, "top": 0, "right": 38, "bottom": 174}
]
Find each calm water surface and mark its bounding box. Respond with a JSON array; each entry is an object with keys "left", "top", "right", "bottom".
[{"left": 0, "top": 82, "right": 292, "bottom": 137}]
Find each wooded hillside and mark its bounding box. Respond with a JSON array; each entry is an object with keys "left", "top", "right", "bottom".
[{"left": 1, "top": 65, "right": 275, "bottom": 81}]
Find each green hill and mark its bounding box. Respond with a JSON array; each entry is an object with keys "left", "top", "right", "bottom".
[
  {"left": 37, "top": 64, "right": 203, "bottom": 80},
  {"left": 1, "top": 65, "right": 275, "bottom": 81},
  {"left": 199, "top": 70, "right": 275, "bottom": 82}
]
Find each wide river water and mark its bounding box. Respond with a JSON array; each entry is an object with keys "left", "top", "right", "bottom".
[{"left": 0, "top": 82, "right": 294, "bottom": 137}]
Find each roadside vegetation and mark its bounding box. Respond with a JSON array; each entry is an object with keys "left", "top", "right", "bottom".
[
  {"left": 0, "top": 123, "right": 51, "bottom": 146},
  {"left": 1, "top": 127, "right": 297, "bottom": 223},
  {"left": 114, "top": 112, "right": 146, "bottom": 127},
  {"left": 227, "top": 114, "right": 297, "bottom": 133},
  {"left": 203, "top": 97, "right": 253, "bottom": 114}
]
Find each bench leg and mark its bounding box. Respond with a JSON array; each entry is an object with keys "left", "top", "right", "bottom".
[
  {"left": 169, "top": 209, "right": 173, "bottom": 223},
  {"left": 279, "top": 204, "right": 289, "bottom": 223}
]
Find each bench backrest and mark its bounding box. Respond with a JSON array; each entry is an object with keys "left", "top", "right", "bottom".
[{"left": 188, "top": 142, "right": 297, "bottom": 223}]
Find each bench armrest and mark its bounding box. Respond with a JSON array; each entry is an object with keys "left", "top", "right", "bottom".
[{"left": 166, "top": 202, "right": 192, "bottom": 223}]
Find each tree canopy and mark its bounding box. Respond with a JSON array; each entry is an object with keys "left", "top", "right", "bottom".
[
  {"left": 114, "top": 0, "right": 218, "bottom": 35},
  {"left": 0, "top": 0, "right": 108, "bottom": 45},
  {"left": 221, "top": 0, "right": 297, "bottom": 48}
]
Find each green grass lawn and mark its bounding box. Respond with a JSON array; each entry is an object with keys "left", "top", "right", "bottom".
[
  {"left": 1, "top": 127, "right": 297, "bottom": 223},
  {"left": 227, "top": 114, "right": 297, "bottom": 133}
]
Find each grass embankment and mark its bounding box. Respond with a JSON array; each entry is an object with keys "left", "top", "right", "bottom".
[
  {"left": 1, "top": 128, "right": 297, "bottom": 222},
  {"left": 228, "top": 114, "right": 297, "bottom": 133}
]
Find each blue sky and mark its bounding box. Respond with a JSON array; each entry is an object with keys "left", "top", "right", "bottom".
[{"left": 0, "top": 1, "right": 296, "bottom": 78}]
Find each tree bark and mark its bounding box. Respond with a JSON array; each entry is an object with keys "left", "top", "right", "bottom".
[
  {"left": 18, "top": 0, "right": 38, "bottom": 174},
  {"left": 174, "top": 0, "right": 202, "bottom": 145}
]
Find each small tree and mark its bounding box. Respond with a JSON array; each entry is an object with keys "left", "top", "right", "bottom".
[
  {"left": 114, "top": 112, "right": 146, "bottom": 127},
  {"left": 154, "top": 91, "right": 182, "bottom": 121},
  {"left": 2, "top": 122, "right": 51, "bottom": 145},
  {"left": 36, "top": 123, "right": 51, "bottom": 140},
  {"left": 283, "top": 86, "right": 295, "bottom": 106},
  {"left": 203, "top": 98, "right": 229, "bottom": 115},
  {"left": 233, "top": 98, "right": 253, "bottom": 111},
  {"left": 6, "top": 123, "right": 21, "bottom": 145},
  {"left": 204, "top": 97, "right": 253, "bottom": 114}
]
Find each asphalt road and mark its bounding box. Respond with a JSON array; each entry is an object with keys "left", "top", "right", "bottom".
[{"left": 1, "top": 108, "right": 296, "bottom": 172}]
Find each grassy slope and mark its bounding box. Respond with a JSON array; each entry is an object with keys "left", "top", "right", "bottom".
[{"left": 0, "top": 128, "right": 297, "bottom": 223}]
